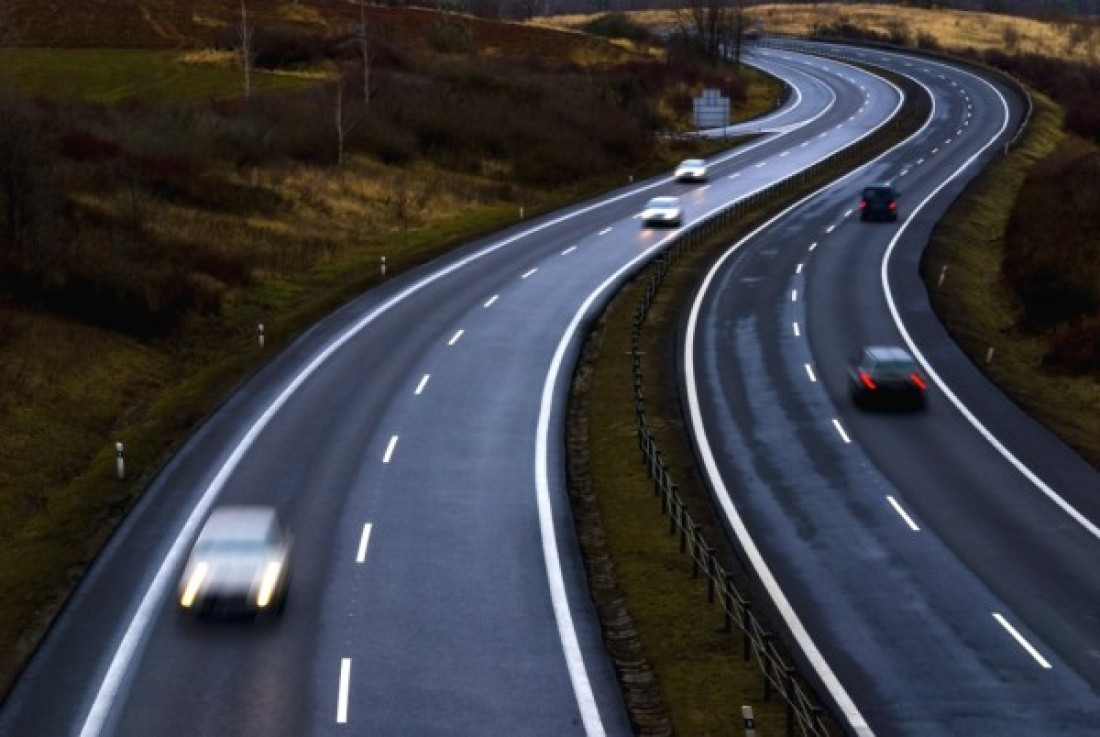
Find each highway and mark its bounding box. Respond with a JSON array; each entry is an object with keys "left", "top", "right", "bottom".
[
  {"left": 0, "top": 48, "right": 906, "bottom": 737},
  {"left": 684, "top": 43, "right": 1100, "bottom": 736}
]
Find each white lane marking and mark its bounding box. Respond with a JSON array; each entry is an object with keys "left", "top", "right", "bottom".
[
  {"left": 356, "top": 523, "right": 373, "bottom": 563},
  {"left": 448, "top": 329, "right": 464, "bottom": 346},
  {"left": 728, "top": 172, "right": 741, "bottom": 179},
  {"left": 945, "top": 139, "right": 952, "bottom": 145},
  {"left": 900, "top": 169, "right": 909, "bottom": 177},
  {"left": 800, "top": 141, "right": 810, "bottom": 147},
  {"left": 917, "top": 158, "right": 925, "bottom": 165},
  {"left": 484, "top": 295, "right": 499, "bottom": 308},
  {"left": 755, "top": 161, "right": 767, "bottom": 168},
  {"left": 780, "top": 151, "right": 790, "bottom": 157},
  {"left": 791, "top": 289, "right": 799, "bottom": 302},
  {"left": 699, "top": 184, "right": 711, "bottom": 192},
  {"left": 818, "top": 132, "right": 828, "bottom": 138},
  {"left": 561, "top": 245, "right": 578, "bottom": 255},
  {"left": 880, "top": 67, "right": 1100, "bottom": 544},
  {"left": 825, "top": 224, "right": 837, "bottom": 234},
  {"left": 957, "top": 129, "right": 963, "bottom": 136},
  {"left": 414, "top": 374, "right": 430, "bottom": 395},
  {"left": 521, "top": 268, "right": 538, "bottom": 280},
  {"left": 832, "top": 418, "right": 852, "bottom": 444},
  {"left": 886, "top": 496, "right": 920, "bottom": 531},
  {"left": 383, "top": 435, "right": 399, "bottom": 464},
  {"left": 804, "top": 363, "right": 817, "bottom": 382},
  {"left": 809, "top": 241, "right": 818, "bottom": 251},
  {"left": 75, "top": 51, "right": 886, "bottom": 737},
  {"left": 844, "top": 209, "right": 854, "bottom": 218},
  {"left": 993, "top": 614, "right": 1053, "bottom": 669},
  {"left": 793, "top": 322, "right": 801, "bottom": 337},
  {"left": 796, "top": 263, "right": 804, "bottom": 274},
  {"left": 598, "top": 227, "right": 612, "bottom": 236},
  {"left": 932, "top": 147, "right": 939, "bottom": 154},
  {"left": 337, "top": 658, "right": 352, "bottom": 723}
]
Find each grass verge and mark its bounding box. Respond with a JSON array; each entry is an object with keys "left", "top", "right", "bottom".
[
  {"left": 0, "top": 48, "right": 318, "bottom": 103},
  {"left": 569, "top": 61, "right": 928, "bottom": 735},
  {"left": 922, "top": 90, "right": 1100, "bottom": 468}
]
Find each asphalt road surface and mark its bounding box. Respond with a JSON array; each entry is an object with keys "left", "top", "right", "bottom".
[{"left": 684, "top": 43, "right": 1100, "bottom": 736}]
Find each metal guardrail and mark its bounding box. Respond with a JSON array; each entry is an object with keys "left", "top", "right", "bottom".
[{"left": 619, "top": 47, "right": 936, "bottom": 737}]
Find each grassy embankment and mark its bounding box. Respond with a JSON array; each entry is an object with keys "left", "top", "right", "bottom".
[
  {"left": 0, "top": 7, "right": 784, "bottom": 706},
  {"left": 924, "top": 93, "right": 1100, "bottom": 467}
]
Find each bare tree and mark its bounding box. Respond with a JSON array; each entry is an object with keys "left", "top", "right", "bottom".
[
  {"left": 358, "top": 0, "right": 372, "bottom": 109},
  {"left": 332, "top": 77, "right": 365, "bottom": 166},
  {"left": 674, "top": 0, "right": 744, "bottom": 64},
  {"left": 239, "top": 0, "right": 257, "bottom": 100}
]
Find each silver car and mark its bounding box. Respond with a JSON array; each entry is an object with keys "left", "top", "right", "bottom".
[
  {"left": 179, "top": 506, "right": 291, "bottom": 618},
  {"left": 674, "top": 158, "right": 708, "bottom": 182},
  {"left": 640, "top": 196, "right": 683, "bottom": 227}
]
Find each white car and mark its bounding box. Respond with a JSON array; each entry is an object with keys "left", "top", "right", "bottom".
[
  {"left": 640, "top": 196, "right": 683, "bottom": 227},
  {"left": 674, "top": 158, "right": 708, "bottom": 182},
  {"left": 179, "top": 506, "right": 291, "bottom": 618}
]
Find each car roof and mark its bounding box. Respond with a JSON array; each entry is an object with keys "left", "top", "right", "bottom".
[
  {"left": 647, "top": 196, "right": 679, "bottom": 206},
  {"left": 198, "top": 506, "right": 280, "bottom": 542},
  {"left": 862, "top": 183, "right": 895, "bottom": 193},
  {"left": 679, "top": 159, "right": 705, "bottom": 165},
  {"left": 863, "top": 346, "right": 915, "bottom": 363}
]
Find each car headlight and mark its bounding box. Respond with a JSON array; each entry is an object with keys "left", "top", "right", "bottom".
[
  {"left": 256, "top": 560, "right": 283, "bottom": 608},
  {"left": 180, "top": 562, "right": 209, "bottom": 608}
]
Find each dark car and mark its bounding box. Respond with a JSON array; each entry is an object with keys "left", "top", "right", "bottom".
[
  {"left": 859, "top": 184, "right": 899, "bottom": 222},
  {"left": 848, "top": 346, "right": 927, "bottom": 409}
]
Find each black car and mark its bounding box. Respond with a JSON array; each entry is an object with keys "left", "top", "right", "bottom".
[
  {"left": 848, "top": 346, "right": 927, "bottom": 409},
  {"left": 859, "top": 184, "right": 899, "bottom": 222}
]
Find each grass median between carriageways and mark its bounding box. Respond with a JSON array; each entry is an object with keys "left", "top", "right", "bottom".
[
  {"left": 922, "top": 91, "right": 1100, "bottom": 468},
  {"left": 568, "top": 60, "right": 929, "bottom": 735}
]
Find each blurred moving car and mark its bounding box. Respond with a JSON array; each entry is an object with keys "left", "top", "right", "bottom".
[
  {"left": 640, "top": 196, "right": 683, "bottom": 227},
  {"left": 848, "top": 346, "right": 927, "bottom": 409},
  {"left": 859, "top": 183, "right": 899, "bottom": 222},
  {"left": 674, "top": 158, "right": 708, "bottom": 182},
  {"left": 179, "top": 506, "right": 291, "bottom": 618}
]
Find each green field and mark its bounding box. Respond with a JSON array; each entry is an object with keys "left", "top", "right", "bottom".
[{"left": 0, "top": 48, "right": 318, "bottom": 103}]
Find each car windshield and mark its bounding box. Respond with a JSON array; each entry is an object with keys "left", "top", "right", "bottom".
[
  {"left": 680, "top": 160, "right": 704, "bottom": 167},
  {"left": 870, "top": 358, "right": 917, "bottom": 376},
  {"left": 647, "top": 197, "right": 678, "bottom": 208},
  {"left": 862, "top": 187, "right": 894, "bottom": 203}
]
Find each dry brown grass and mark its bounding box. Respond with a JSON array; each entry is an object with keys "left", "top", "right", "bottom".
[{"left": 545, "top": 4, "right": 1100, "bottom": 65}]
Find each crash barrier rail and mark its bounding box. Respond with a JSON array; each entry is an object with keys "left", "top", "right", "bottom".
[
  {"left": 754, "top": 34, "right": 1033, "bottom": 150},
  {"left": 623, "top": 48, "right": 938, "bottom": 737}
]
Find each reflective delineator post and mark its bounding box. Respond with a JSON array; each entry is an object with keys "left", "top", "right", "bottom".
[{"left": 116, "top": 442, "right": 125, "bottom": 480}]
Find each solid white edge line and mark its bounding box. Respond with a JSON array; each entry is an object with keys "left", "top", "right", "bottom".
[
  {"left": 993, "top": 613, "right": 1053, "bottom": 669},
  {"left": 448, "top": 329, "right": 464, "bottom": 345},
  {"left": 832, "top": 418, "right": 852, "bottom": 444},
  {"left": 683, "top": 51, "right": 943, "bottom": 737},
  {"left": 356, "top": 523, "right": 373, "bottom": 564},
  {"left": 337, "top": 657, "right": 352, "bottom": 723},
  {"left": 414, "top": 374, "right": 430, "bottom": 395},
  {"left": 886, "top": 496, "right": 921, "bottom": 531},
  {"left": 71, "top": 48, "right": 878, "bottom": 737},
  {"left": 879, "top": 64, "right": 1100, "bottom": 544},
  {"left": 383, "top": 435, "right": 399, "bottom": 464}
]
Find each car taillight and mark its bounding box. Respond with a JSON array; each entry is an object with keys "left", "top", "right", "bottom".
[
  {"left": 859, "top": 200, "right": 867, "bottom": 209},
  {"left": 910, "top": 373, "right": 927, "bottom": 390},
  {"left": 859, "top": 371, "right": 877, "bottom": 390},
  {"left": 889, "top": 201, "right": 897, "bottom": 210}
]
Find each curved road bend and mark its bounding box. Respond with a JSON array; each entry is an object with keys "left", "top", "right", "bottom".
[
  {"left": 686, "top": 43, "right": 1099, "bottom": 736},
  {"left": 2, "top": 50, "right": 907, "bottom": 737}
]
